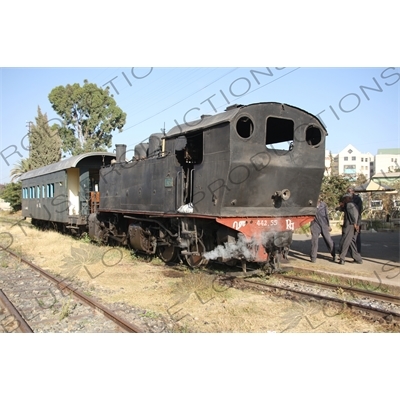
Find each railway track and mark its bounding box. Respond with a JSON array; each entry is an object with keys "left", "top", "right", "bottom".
[
  {"left": 0, "top": 289, "right": 33, "bottom": 333},
  {"left": 2, "top": 222, "right": 399, "bottom": 332},
  {"left": 230, "top": 273, "right": 400, "bottom": 324},
  {"left": 0, "top": 245, "right": 144, "bottom": 333}
]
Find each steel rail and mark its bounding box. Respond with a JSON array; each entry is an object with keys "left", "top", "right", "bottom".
[
  {"left": 241, "top": 279, "right": 400, "bottom": 320},
  {"left": 0, "top": 289, "right": 33, "bottom": 333},
  {"left": 0, "top": 245, "right": 144, "bottom": 333},
  {"left": 277, "top": 274, "right": 400, "bottom": 306}
]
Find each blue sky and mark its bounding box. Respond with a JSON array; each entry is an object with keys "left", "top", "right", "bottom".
[
  {"left": 1, "top": 67, "right": 399, "bottom": 183},
  {"left": 1, "top": 3, "right": 399, "bottom": 185}
]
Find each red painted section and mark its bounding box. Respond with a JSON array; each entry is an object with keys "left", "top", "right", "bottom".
[
  {"left": 216, "top": 216, "right": 313, "bottom": 235},
  {"left": 216, "top": 216, "right": 313, "bottom": 262}
]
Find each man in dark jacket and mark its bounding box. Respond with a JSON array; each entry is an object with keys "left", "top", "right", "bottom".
[
  {"left": 310, "top": 197, "right": 335, "bottom": 263},
  {"left": 338, "top": 193, "right": 363, "bottom": 265},
  {"left": 347, "top": 187, "right": 363, "bottom": 253}
]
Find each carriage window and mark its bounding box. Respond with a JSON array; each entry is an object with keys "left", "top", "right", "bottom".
[
  {"left": 47, "top": 183, "right": 55, "bottom": 198},
  {"left": 266, "top": 117, "right": 294, "bottom": 150}
]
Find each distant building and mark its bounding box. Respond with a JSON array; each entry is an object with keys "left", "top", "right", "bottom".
[
  {"left": 371, "top": 171, "right": 400, "bottom": 186},
  {"left": 330, "top": 144, "right": 374, "bottom": 180},
  {"left": 374, "top": 148, "right": 400, "bottom": 174},
  {"left": 324, "top": 150, "right": 332, "bottom": 176},
  {"left": 371, "top": 172, "right": 400, "bottom": 208}
]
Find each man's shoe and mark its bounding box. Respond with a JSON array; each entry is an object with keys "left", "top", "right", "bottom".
[
  {"left": 338, "top": 260, "right": 345, "bottom": 265},
  {"left": 355, "top": 260, "right": 363, "bottom": 264},
  {"left": 332, "top": 253, "right": 336, "bottom": 262},
  {"left": 310, "top": 259, "right": 316, "bottom": 263}
]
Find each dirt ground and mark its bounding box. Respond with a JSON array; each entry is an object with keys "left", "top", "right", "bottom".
[{"left": 1, "top": 212, "right": 398, "bottom": 333}]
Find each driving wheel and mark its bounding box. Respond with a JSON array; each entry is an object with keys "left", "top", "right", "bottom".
[
  {"left": 185, "top": 239, "right": 208, "bottom": 268},
  {"left": 156, "top": 244, "right": 178, "bottom": 263}
]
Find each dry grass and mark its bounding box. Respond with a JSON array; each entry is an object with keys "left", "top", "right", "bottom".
[{"left": 0, "top": 216, "right": 397, "bottom": 333}]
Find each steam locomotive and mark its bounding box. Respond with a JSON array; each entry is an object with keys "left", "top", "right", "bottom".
[{"left": 21, "top": 102, "right": 327, "bottom": 272}]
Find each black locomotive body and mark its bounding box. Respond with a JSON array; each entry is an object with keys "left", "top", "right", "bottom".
[
  {"left": 21, "top": 102, "right": 327, "bottom": 271},
  {"left": 91, "top": 102, "right": 327, "bottom": 270}
]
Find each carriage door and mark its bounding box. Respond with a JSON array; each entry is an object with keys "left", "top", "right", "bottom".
[{"left": 67, "top": 168, "right": 80, "bottom": 215}]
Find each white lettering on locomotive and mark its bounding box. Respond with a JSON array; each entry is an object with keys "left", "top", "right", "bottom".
[
  {"left": 233, "top": 220, "right": 246, "bottom": 230},
  {"left": 286, "top": 219, "right": 295, "bottom": 231}
]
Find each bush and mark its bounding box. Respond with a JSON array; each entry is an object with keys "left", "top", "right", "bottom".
[{"left": 0, "top": 182, "right": 22, "bottom": 212}]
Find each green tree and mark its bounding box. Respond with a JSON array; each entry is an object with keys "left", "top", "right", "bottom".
[
  {"left": 30, "top": 107, "right": 62, "bottom": 168},
  {"left": 7, "top": 157, "right": 33, "bottom": 211},
  {"left": 10, "top": 158, "right": 32, "bottom": 182},
  {"left": 320, "top": 175, "right": 351, "bottom": 210},
  {"left": 354, "top": 173, "right": 368, "bottom": 186},
  {"left": 48, "top": 80, "right": 127, "bottom": 155},
  {"left": 0, "top": 182, "right": 22, "bottom": 212}
]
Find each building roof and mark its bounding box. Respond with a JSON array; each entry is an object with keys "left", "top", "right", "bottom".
[
  {"left": 377, "top": 148, "right": 400, "bottom": 155},
  {"left": 20, "top": 152, "right": 116, "bottom": 180},
  {"left": 372, "top": 172, "right": 400, "bottom": 179},
  {"left": 354, "top": 180, "right": 396, "bottom": 192}
]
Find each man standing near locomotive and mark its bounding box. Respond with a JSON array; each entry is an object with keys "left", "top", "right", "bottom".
[
  {"left": 347, "top": 186, "right": 363, "bottom": 254},
  {"left": 310, "top": 197, "right": 335, "bottom": 263},
  {"left": 338, "top": 193, "right": 363, "bottom": 265}
]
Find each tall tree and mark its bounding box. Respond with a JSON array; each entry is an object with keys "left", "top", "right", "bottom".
[
  {"left": 48, "top": 80, "right": 127, "bottom": 155},
  {"left": 10, "top": 158, "right": 32, "bottom": 182},
  {"left": 30, "top": 107, "right": 62, "bottom": 168},
  {"left": 320, "top": 175, "right": 351, "bottom": 210}
]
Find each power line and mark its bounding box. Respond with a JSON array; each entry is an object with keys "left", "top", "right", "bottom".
[{"left": 122, "top": 68, "right": 239, "bottom": 132}]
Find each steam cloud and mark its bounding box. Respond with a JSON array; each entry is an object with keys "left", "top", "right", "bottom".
[
  {"left": 204, "top": 234, "right": 266, "bottom": 261},
  {"left": 203, "top": 230, "right": 287, "bottom": 261}
]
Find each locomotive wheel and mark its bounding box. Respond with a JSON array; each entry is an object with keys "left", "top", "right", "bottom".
[
  {"left": 156, "top": 244, "right": 178, "bottom": 263},
  {"left": 185, "top": 240, "right": 208, "bottom": 268}
]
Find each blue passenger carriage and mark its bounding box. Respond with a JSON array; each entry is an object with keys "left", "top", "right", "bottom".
[{"left": 20, "top": 153, "right": 115, "bottom": 231}]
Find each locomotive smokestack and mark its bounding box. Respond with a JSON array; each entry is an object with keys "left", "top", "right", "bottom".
[{"left": 115, "top": 144, "right": 127, "bottom": 163}]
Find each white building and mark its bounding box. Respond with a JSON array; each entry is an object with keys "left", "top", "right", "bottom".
[
  {"left": 374, "top": 149, "right": 400, "bottom": 174},
  {"left": 330, "top": 144, "right": 374, "bottom": 180},
  {"left": 324, "top": 150, "right": 332, "bottom": 176}
]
